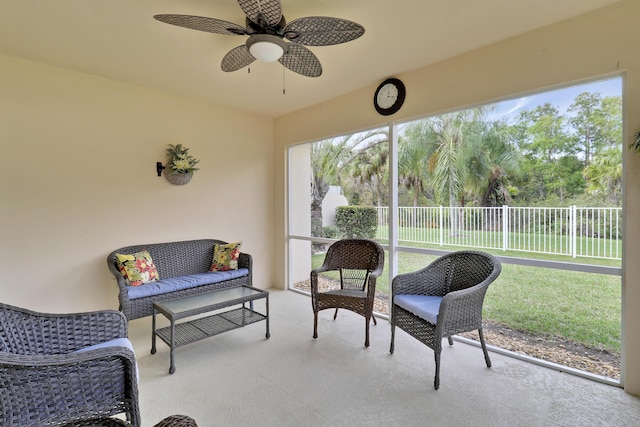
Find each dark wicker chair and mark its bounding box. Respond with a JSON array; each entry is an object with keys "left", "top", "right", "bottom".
[
  {"left": 61, "top": 418, "right": 132, "bottom": 427},
  {"left": 153, "top": 414, "right": 198, "bottom": 427},
  {"left": 311, "top": 239, "right": 385, "bottom": 347},
  {"left": 389, "top": 250, "right": 502, "bottom": 389},
  {"left": 60, "top": 414, "right": 198, "bottom": 427},
  {"left": 0, "top": 303, "right": 141, "bottom": 427}
]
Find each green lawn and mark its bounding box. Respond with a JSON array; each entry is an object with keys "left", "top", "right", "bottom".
[
  {"left": 377, "top": 226, "right": 622, "bottom": 261},
  {"left": 311, "top": 246, "right": 621, "bottom": 353}
]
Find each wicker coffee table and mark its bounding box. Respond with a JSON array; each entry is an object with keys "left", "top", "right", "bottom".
[{"left": 152, "top": 286, "right": 269, "bottom": 374}]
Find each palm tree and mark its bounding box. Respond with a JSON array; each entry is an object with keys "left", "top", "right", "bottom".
[
  {"left": 472, "top": 120, "right": 520, "bottom": 207},
  {"left": 584, "top": 147, "right": 623, "bottom": 205},
  {"left": 398, "top": 121, "right": 435, "bottom": 206},
  {"left": 426, "top": 111, "right": 478, "bottom": 235},
  {"left": 310, "top": 130, "right": 389, "bottom": 237},
  {"left": 310, "top": 138, "right": 347, "bottom": 237},
  {"left": 350, "top": 140, "right": 389, "bottom": 206}
]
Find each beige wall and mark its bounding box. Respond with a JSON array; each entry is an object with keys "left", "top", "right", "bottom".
[
  {"left": 0, "top": 53, "right": 275, "bottom": 313},
  {"left": 274, "top": 0, "right": 640, "bottom": 393},
  {"left": 2, "top": 0, "right": 639, "bottom": 395}
]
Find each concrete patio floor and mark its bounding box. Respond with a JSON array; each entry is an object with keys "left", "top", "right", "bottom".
[{"left": 128, "top": 289, "right": 640, "bottom": 426}]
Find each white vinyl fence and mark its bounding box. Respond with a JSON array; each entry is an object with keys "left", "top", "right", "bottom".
[{"left": 376, "top": 206, "right": 622, "bottom": 260}]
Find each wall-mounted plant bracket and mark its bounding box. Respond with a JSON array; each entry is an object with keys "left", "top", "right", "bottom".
[{"left": 156, "top": 162, "right": 165, "bottom": 177}]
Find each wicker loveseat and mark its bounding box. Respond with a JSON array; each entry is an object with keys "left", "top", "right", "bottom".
[{"left": 107, "top": 239, "right": 252, "bottom": 320}]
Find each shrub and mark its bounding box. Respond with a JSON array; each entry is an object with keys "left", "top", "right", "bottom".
[
  {"left": 323, "top": 226, "right": 338, "bottom": 239},
  {"left": 335, "top": 206, "right": 378, "bottom": 238}
]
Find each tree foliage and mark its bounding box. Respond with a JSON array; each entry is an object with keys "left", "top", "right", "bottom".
[
  {"left": 309, "top": 87, "right": 622, "bottom": 224},
  {"left": 335, "top": 206, "right": 378, "bottom": 239}
]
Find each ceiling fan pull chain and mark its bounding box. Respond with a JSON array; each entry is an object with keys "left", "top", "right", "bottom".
[{"left": 282, "top": 66, "right": 286, "bottom": 95}]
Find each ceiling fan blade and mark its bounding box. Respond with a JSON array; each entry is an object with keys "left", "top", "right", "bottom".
[
  {"left": 279, "top": 44, "right": 322, "bottom": 77},
  {"left": 221, "top": 45, "right": 256, "bottom": 72},
  {"left": 283, "top": 17, "right": 365, "bottom": 46},
  {"left": 238, "top": 0, "right": 282, "bottom": 27},
  {"left": 154, "top": 14, "right": 247, "bottom": 36}
]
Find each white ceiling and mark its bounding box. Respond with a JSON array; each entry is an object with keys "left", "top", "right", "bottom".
[{"left": 0, "top": 0, "right": 622, "bottom": 118}]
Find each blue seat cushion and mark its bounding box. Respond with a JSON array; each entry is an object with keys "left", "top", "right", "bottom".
[
  {"left": 127, "top": 268, "right": 249, "bottom": 300},
  {"left": 394, "top": 294, "right": 443, "bottom": 325}
]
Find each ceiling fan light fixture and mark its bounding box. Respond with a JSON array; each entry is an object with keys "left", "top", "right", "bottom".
[{"left": 246, "top": 34, "right": 286, "bottom": 62}]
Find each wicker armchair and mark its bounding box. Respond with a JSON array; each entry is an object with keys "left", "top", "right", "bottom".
[
  {"left": 153, "top": 414, "right": 198, "bottom": 427},
  {"left": 390, "top": 251, "right": 502, "bottom": 389},
  {"left": 311, "top": 239, "right": 385, "bottom": 347},
  {"left": 0, "top": 303, "right": 140, "bottom": 427}
]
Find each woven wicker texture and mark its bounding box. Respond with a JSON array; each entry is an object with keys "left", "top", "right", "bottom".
[
  {"left": 238, "top": 0, "right": 282, "bottom": 27},
  {"left": 390, "top": 250, "right": 501, "bottom": 389},
  {"left": 165, "top": 172, "right": 192, "bottom": 186},
  {"left": 153, "top": 414, "right": 198, "bottom": 427},
  {"left": 0, "top": 304, "right": 140, "bottom": 427},
  {"left": 107, "top": 239, "right": 253, "bottom": 320},
  {"left": 311, "top": 239, "right": 385, "bottom": 347},
  {"left": 61, "top": 417, "right": 131, "bottom": 426},
  {"left": 279, "top": 44, "right": 322, "bottom": 77},
  {"left": 284, "top": 17, "right": 365, "bottom": 46}
]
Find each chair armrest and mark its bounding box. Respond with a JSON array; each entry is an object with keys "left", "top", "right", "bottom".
[
  {"left": 310, "top": 267, "right": 332, "bottom": 293},
  {"left": 0, "top": 347, "right": 140, "bottom": 427},
  {"left": 107, "top": 251, "right": 129, "bottom": 294},
  {"left": 237, "top": 252, "right": 252, "bottom": 271},
  {"left": 437, "top": 283, "right": 491, "bottom": 333},
  {"left": 367, "top": 262, "right": 383, "bottom": 299},
  {"left": 366, "top": 276, "right": 378, "bottom": 299},
  {"left": 0, "top": 345, "right": 136, "bottom": 369},
  {"left": 369, "top": 262, "right": 384, "bottom": 279}
]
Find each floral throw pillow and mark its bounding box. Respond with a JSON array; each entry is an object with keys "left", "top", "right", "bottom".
[
  {"left": 210, "top": 241, "right": 242, "bottom": 272},
  {"left": 115, "top": 250, "right": 160, "bottom": 287}
]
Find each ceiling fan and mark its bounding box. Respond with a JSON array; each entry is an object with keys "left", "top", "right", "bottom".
[{"left": 154, "top": 0, "right": 365, "bottom": 78}]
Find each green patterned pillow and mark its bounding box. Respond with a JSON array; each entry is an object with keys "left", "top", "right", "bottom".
[
  {"left": 115, "top": 250, "right": 160, "bottom": 287},
  {"left": 210, "top": 241, "right": 242, "bottom": 272}
]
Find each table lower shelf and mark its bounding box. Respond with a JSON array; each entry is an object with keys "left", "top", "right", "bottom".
[{"left": 155, "top": 307, "right": 268, "bottom": 348}]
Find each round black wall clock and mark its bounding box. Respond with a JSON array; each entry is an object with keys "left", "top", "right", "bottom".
[{"left": 374, "top": 78, "right": 406, "bottom": 116}]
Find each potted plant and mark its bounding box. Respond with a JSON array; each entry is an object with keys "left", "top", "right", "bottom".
[{"left": 165, "top": 144, "right": 199, "bottom": 185}]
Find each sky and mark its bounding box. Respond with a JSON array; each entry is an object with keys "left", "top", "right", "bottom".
[
  {"left": 339, "top": 76, "right": 623, "bottom": 142},
  {"left": 488, "top": 76, "right": 623, "bottom": 122}
]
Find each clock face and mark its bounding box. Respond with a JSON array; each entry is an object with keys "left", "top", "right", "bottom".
[
  {"left": 374, "top": 78, "right": 405, "bottom": 115},
  {"left": 376, "top": 83, "right": 398, "bottom": 109}
]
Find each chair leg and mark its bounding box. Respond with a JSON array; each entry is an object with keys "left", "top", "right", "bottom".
[
  {"left": 364, "top": 314, "right": 370, "bottom": 347},
  {"left": 313, "top": 311, "right": 318, "bottom": 339},
  {"left": 390, "top": 323, "right": 395, "bottom": 354},
  {"left": 372, "top": 313, "right": 377, "bottom": 325},
  {"left": 478, "top": 327, "right": 492, "bottom": 368},
  {"left": 434, "top": 351, "right": 441, "bottom": 390},
  {"left": 447, "top": 335, "right": 453, "bottom": 346}
]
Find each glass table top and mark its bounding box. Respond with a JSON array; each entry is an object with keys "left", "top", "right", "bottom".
[{"left": 154, "top": 286, "right": 265, "bottom": 315}]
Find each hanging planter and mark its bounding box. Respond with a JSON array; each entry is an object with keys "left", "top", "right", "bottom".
[
  {"left": 163, "top": 144, "right": 199, "bottom": 186},
  {"left": 165, "top": 171, "right": 193, "bottom": 185}
]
